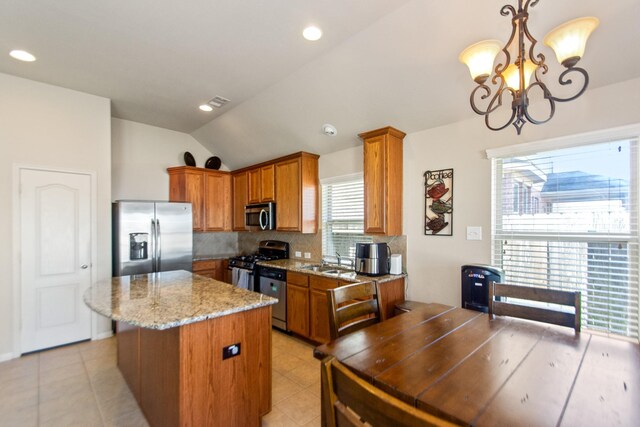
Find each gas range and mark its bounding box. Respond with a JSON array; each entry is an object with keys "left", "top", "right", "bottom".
[
  {"left": 228, "top": 240, "right": 290, "bottom": 271},
  {"left": 228, "top": 254, "right": 279, "bottom": 270}
]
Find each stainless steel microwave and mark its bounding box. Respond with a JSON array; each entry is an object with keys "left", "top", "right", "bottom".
[{"left": 245, "top": 202, "right": 276, "bottom": 230}]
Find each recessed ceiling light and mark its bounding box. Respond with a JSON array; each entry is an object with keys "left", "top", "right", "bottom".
[
  {"left": 199, "top": 104, "right": 213, "bottom": 112},
  {"left": 9, "top": 50, "right": 36, "bottom": 62},
  {"left": 303, "top": 26, "right": 322, "bottom": 41}
]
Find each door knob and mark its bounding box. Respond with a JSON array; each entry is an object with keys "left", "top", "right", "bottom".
[{"left": 80, "top": 264, "right": 88, "bottom": 269}]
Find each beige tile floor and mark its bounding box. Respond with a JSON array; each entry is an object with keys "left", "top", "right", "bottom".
[{"left": 0, "top": 330, "right": 321, "bottom": 427}]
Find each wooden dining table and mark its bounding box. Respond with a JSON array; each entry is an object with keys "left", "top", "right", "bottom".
[{"left": 314, "top": 303, "right": 640, "bottom": 426}]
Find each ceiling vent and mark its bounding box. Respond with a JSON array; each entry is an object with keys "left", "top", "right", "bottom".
[{"left": 207, "top": 96, "right": 231, "bottom": 108}]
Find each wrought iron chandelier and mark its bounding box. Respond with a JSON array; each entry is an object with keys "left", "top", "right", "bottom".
[{"left": 459, "top": 0, "right": 599, "bottom": 134}]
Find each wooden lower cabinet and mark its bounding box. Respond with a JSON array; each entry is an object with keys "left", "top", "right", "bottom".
[
  {"left": 309, "top": 288, "right": 332, "bottom": 343},
  {"left": 116, "top": 306, "right": 272, "bottom": 427},
  {"left": 287, "top": 272, "right": 309, "bottom": 336},
  {"left": 286, "top": 273, "right": 406, "bottom": 344},
  {"left": 309, "top": 276, "right": 341, "bottom": 343},
  {"left": 192, "top": 259, "right": 229, "bottom": 283}
]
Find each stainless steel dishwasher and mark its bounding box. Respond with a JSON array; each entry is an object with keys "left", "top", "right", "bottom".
[{"left": 258, "top": 266, "right": 287, "bottom": 331}]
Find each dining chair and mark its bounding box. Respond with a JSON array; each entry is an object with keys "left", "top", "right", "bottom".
[
  {"left": 488, "top": 281, "right": 581, "bottom": 332},
  {"left": 327, "top": 281, "right": 380, "bottom": 340},
  {"left": 321, "top": 356, "right": 462, "bottom": 427}
]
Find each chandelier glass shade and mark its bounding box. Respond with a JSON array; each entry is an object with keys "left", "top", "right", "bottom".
[{"left": 459, "top": 0, "right": 599, "bottom": 134}]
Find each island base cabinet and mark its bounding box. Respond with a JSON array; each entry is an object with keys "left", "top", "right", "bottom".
[
  {"left": 139, "top": 327, "right": 180, "bottom": 427},
  {"left": 116, "top": 321, "right": 140, "bottom": 400},
  {"left": 117, "top": 306, "right": 272, "bottom": 427}
]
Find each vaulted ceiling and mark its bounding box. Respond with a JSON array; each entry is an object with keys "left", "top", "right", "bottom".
[{"left": 2, "top": 0, "right": 639, "bottom": 169}]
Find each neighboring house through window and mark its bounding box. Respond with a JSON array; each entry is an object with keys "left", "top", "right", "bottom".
[{"left": 489, "top": 129, "right": 639, "bottom": 339}]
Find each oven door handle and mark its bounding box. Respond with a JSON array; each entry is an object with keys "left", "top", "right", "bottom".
[{"left": 259, "top": 209, "right": 268, "bottom": 230}]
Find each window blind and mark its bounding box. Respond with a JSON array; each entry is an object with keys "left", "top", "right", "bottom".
[
  {"left": 491, "top": 138, "right": 639, "bottom": 338},
  {"left": 322, "top": 177, "right": 372, "bottom": 260}
]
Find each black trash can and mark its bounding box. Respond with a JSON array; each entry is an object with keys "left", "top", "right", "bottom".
[{"left": 461, "top": 264, "right": 505, "bottom": 312}]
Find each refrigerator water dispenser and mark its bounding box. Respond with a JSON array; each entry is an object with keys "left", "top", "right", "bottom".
[{"left": 129, "top": 233, "right": 149, "bottom": 260}]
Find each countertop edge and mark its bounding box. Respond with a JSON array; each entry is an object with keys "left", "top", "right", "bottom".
[
  {"left": 83, "top": 271, "right": 278, "bottom": 330},
  {"left": 256, "top": 259, "right": 407, "bottom": 284},
  {"left": 83, "top": 293, "right": 277, "bottom": 330}
]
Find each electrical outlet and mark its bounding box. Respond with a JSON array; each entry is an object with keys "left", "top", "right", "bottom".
[
  {"left": 295, "top": 251, "right": 302, "bottom": 258},
  {"left": 304, "top": 252, "right": 311, "bottom": 259},
  {"left": 222, "top": 343, "right": 241, "bottom": 360}
]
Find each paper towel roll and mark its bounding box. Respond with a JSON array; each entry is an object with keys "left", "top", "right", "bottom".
[{"left": 390, "top": 254, "right": 402, "bottom": 274}]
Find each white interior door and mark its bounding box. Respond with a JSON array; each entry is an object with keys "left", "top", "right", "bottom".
[{"left": 20, "top": 168, "right": 92, "bottom": 353}]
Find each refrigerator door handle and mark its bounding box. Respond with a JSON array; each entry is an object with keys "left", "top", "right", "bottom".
[
  {"left": 156, "top": 219, "right": 162, "bottom": 271},
  {"left": 151, "top": 219, "right": 157, "bottom": 271}
]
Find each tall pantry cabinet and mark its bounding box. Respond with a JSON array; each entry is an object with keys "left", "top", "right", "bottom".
[{"left": 358, "top": 126, "right": 405, "bottom": 236}]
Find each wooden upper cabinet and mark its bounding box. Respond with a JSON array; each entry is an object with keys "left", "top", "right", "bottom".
[
  {"left": 197, "top": 151, "right": 320, "bottom": 233},
  {"left": 363, "top": 135, "right": 386, "bottom": 234},
  {"left": 168, "top": 167, "right": 231, "bottom": 232},
  {"left": 260, "top": 164, "right": 275, "bottom": 202},
  {"left": 275, "top": 158, "right": 301, "bottom": 231},
  {"left": 232, "top": 171, "right": 248, "bottom": 231},
  {"left": 359, "top": 126, "right": 406, "bottom": 236},
  {"left": 274, "top": 153, "right": 318, "bottom": 233},
  {"left": 204, "top": 172, "right": 231, "bottom": 231},
  {"left": 247, "top": 164, "right": 275, "bottom": 204},
  {"left": 247, "top": 168, "right": 261, "bottom": 204}
]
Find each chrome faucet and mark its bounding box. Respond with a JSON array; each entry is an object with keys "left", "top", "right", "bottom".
[{"left": 336, "top": 252, "right": 342, "bottom": 266}]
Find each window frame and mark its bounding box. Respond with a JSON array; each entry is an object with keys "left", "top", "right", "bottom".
[
  {"left": 321, "top": 173, "right": 371, "bottom": 261},
  {"left": 487, "top": 124, "right": 640, "bottom": 340}
]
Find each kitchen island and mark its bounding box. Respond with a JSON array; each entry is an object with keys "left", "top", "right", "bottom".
[{"left": 84, "top": 270, "right": 277, "bottom": 427}]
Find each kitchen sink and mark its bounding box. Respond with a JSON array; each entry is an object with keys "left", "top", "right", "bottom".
[{"left": 300, "top": 264, "right": 351, "bottom": 275}]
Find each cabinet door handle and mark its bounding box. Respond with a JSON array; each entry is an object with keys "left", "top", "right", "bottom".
[{"left": 80, "top": 264, "right": 88, "bottom": 269}]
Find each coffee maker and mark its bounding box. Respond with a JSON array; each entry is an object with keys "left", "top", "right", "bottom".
[{"left": 355, "top": 243, "right": 390, "bottom": 276}]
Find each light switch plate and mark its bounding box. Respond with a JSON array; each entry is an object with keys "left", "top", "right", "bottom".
[
  {"left": 304, "top": 252, "right": 311, "bottom": 259},
  {"left": 466, "top": 226, "right": 482, "bottom": 241},
  {"left": 295, "top": 251, "right": 302, "bottom": 258}
]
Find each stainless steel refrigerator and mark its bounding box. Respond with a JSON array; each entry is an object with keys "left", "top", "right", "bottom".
[{"left": 112, "top": 201, "right": 193, "bottom": 276}]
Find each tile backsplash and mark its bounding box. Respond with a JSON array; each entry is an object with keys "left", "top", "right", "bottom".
[
  {"left": 196, "top": 230, "right": 407, "bottom": 271},
  {"left": 193, "top": 232, "right": 238, "bottom": 259},
  {"left": 237, "top": 231, "right": 322, "bottom": 261},
  {"left": 372, "top": 235, "right": 407, "bottom": 271}
]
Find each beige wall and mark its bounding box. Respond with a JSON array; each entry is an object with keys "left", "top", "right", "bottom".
[
  {"left": 0, "top": 73, "right": 112, "bottom": 357},
  {"left": 318, "top": 145, "right": 363, "bottom": 180},
  {"left": 404, "top": 77, "right": 640, "bottom": 306},
  {"left": 111, "top": 118, "right": 218, "bottom": 201}
]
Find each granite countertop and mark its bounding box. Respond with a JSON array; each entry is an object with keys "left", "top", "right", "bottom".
[
  {"left": 192, "top": 254, "right": 236, "bottom": 261},
  {"left": 84, "top": 270, "right": 277, "bottom": 330},
  {"left": 256, "top": 259, "right": 406, "bottom": 284}
]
